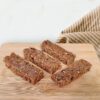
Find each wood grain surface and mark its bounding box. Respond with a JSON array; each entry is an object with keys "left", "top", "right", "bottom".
[{"left": 0, "top": 43, "right": 100, "bottom": 100}]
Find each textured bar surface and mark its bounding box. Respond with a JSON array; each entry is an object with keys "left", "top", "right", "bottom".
[
  {"left": 4, "top": 53, "right": 44, "bottom": 84},
  {"left": 24, "top": 48, "right": 61, "bottom": 74},
  {"left": 41, "top": 40, "right": 75, "bottom": 65},
  {"left": 51, "top": 59, "right": 92, "bottom": 87}
]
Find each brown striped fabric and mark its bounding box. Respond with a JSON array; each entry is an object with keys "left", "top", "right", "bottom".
[{"left": 58, "top": 6, "right": 100, "bottom": 59}]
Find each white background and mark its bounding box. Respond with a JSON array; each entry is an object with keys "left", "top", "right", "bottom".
[{"left": 0, "top": 0, "right": 100, "bottom": 45}]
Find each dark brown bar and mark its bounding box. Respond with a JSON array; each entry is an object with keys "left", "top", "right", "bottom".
[
  {"left": 23, "top": 48, "right": 61, "bottom": 74},
  {"left": 51, "top": 59, "right": 91, "bottom": 87},
  {"left": 41, "top": 40, "right": 75, "bottom": 65},
  {"left": 4, "top": 53, "right": 44, "bottom": 84}
]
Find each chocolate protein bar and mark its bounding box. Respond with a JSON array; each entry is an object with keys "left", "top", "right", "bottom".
[
  {"left": 41, "top": 40, "right": 75, "bottom": 65},
  {"left": 23, "top": 48, "right": 61, "bottom": 74},
  {"left": 4, "top": 53, "right": 44, "bottom": 84},
  {"left": 51, "top": 59, "right": 91, "bottom": 87}
]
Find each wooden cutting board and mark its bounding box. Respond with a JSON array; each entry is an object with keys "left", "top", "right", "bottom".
[{"left": 0, "top": 43, "right": 100, "bottom": 100}]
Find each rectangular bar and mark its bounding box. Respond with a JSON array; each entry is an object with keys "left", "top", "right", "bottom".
[
  {"left": 51, "top": 59, "right": 91, "bottom": 87},
  {"left": 23, "top": 48, "right": 61, "bottom": 74},
  {"left": 41, "top": 40, "right": 75, "bottom": 65},
  {"left": 4, "top": 53, "right": 44, "bottom": 85}
]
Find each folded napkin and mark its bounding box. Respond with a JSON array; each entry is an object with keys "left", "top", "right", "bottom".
[{"left": 58, "top": 6, "right": 100, "bottom": 59}]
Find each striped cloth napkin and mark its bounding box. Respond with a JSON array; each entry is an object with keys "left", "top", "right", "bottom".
[{"left": 57, "top": 6, "right": 100, "bottom": 59}]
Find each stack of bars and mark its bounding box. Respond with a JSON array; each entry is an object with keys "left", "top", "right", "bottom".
[{"left": 4, "top": 40, "right": 92, "bottom": 87}]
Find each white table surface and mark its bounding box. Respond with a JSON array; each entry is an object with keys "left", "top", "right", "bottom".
[{"left": 0, "top": 0, "right": 100, "bottom": 45}]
